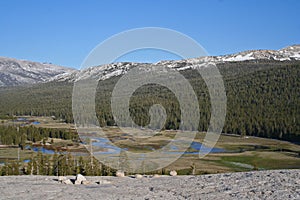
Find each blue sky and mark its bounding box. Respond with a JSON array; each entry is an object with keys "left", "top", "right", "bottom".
[{"left": 0, "top": 0, "right": 299, "bottom": 68}]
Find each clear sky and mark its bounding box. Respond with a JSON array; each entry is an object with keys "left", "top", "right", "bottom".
[{"left": 0, "top": 0, "right": 299, "bottom": 68}]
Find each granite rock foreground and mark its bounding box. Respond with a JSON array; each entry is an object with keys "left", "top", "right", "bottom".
[{"left": 0, "top": 169, "right": 299, "bottom": 200}]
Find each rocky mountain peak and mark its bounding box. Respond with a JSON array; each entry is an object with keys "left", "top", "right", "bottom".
[{"left": 0, "top": 57, "right": 76, "bottom": 86}]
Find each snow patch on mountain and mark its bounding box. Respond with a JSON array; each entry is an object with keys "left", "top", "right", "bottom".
[
  {"left": 63, "top": 44, "right": 300, "bottom": 83},
  {"left": 223, "top": 52, "right": 255, "bottom": 62},
  {"left": 1, "top": 45, "right": 299, "bottom": 86}
]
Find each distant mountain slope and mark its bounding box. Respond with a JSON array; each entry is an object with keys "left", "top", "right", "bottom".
[
  {"left": 52, "top": 44, "right": 300, "bottom": 83},
  {"left": 0, "top": 57, "right": 77, "bottom": 86},
  {"left": 1, "top": 45, "right": 299, "bottom": 86}
]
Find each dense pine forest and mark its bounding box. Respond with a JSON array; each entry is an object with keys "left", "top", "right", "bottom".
[
  {"left": 0, "top": 60, "right": 299, "bottom": 142},
  {"left": 0, "top": 126, "right": 78, "bottom": 146},
  {"left": 0, "top": 151, "right": 117, "bottom": 176},
  {"left": 0, "top": 150, "right": 174, "bottom": 176}
]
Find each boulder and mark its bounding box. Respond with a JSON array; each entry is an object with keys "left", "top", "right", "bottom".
[
  {"left": 170, "top": 170, "right": 177, "bottom": 176},
  {"left": 81, "top": 180, "right": 90, "bottom": 185},
  {"left": 75, "top": 174, "right": 86, "bottom": 184},
  {"left": 135, "top": 174, "right": 143, "bottom": 179},
  {"left": 152, "top": 174, "right": 161, "bottom": 178},
  {"left": 63, "top": 179, "right": 73, "bottom": 185},
  {"left": 116, "top": 170, "right": 125, "bottom": 177},
  {"left": 74, "top": 180, "right": 81, "bottom": 185}
]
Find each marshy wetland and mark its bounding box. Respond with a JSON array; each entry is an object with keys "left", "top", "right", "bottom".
[{"left": 0, "top": 116, "right": 299, "bottom": 175}]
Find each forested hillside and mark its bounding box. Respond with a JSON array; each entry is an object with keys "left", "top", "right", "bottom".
[{"left": 0, "top": 60, "right": 299, "bottom": 142}]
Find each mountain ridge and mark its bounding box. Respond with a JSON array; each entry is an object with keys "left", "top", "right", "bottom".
[
  {"left": 1, "top": 44, "right": 299, "bottom": 86},
  {"left": 0, "top": 56, "right": 76, "bottom": 86},
  {"left": 60, "top": 44, "right": 300, "bottom": 83}
]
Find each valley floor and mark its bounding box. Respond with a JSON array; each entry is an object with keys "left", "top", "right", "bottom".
[{"left": 0, "top": 169, "right": 299, "bottom": 200}]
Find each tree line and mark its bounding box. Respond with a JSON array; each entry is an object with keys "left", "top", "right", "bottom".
[
  {"left": 0, "top": 151, "right": 112, "bottom": 176},
  {"left": 0, "top": 151, "right": 171, "bottom": 176}
]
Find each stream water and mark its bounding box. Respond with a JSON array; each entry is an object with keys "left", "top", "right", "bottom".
[
  {"left": 27, "top": 138, "right": 226, "bottom": 156},
  {"left": 90, "top": 137, "right": 226, "bottom": 155}
]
